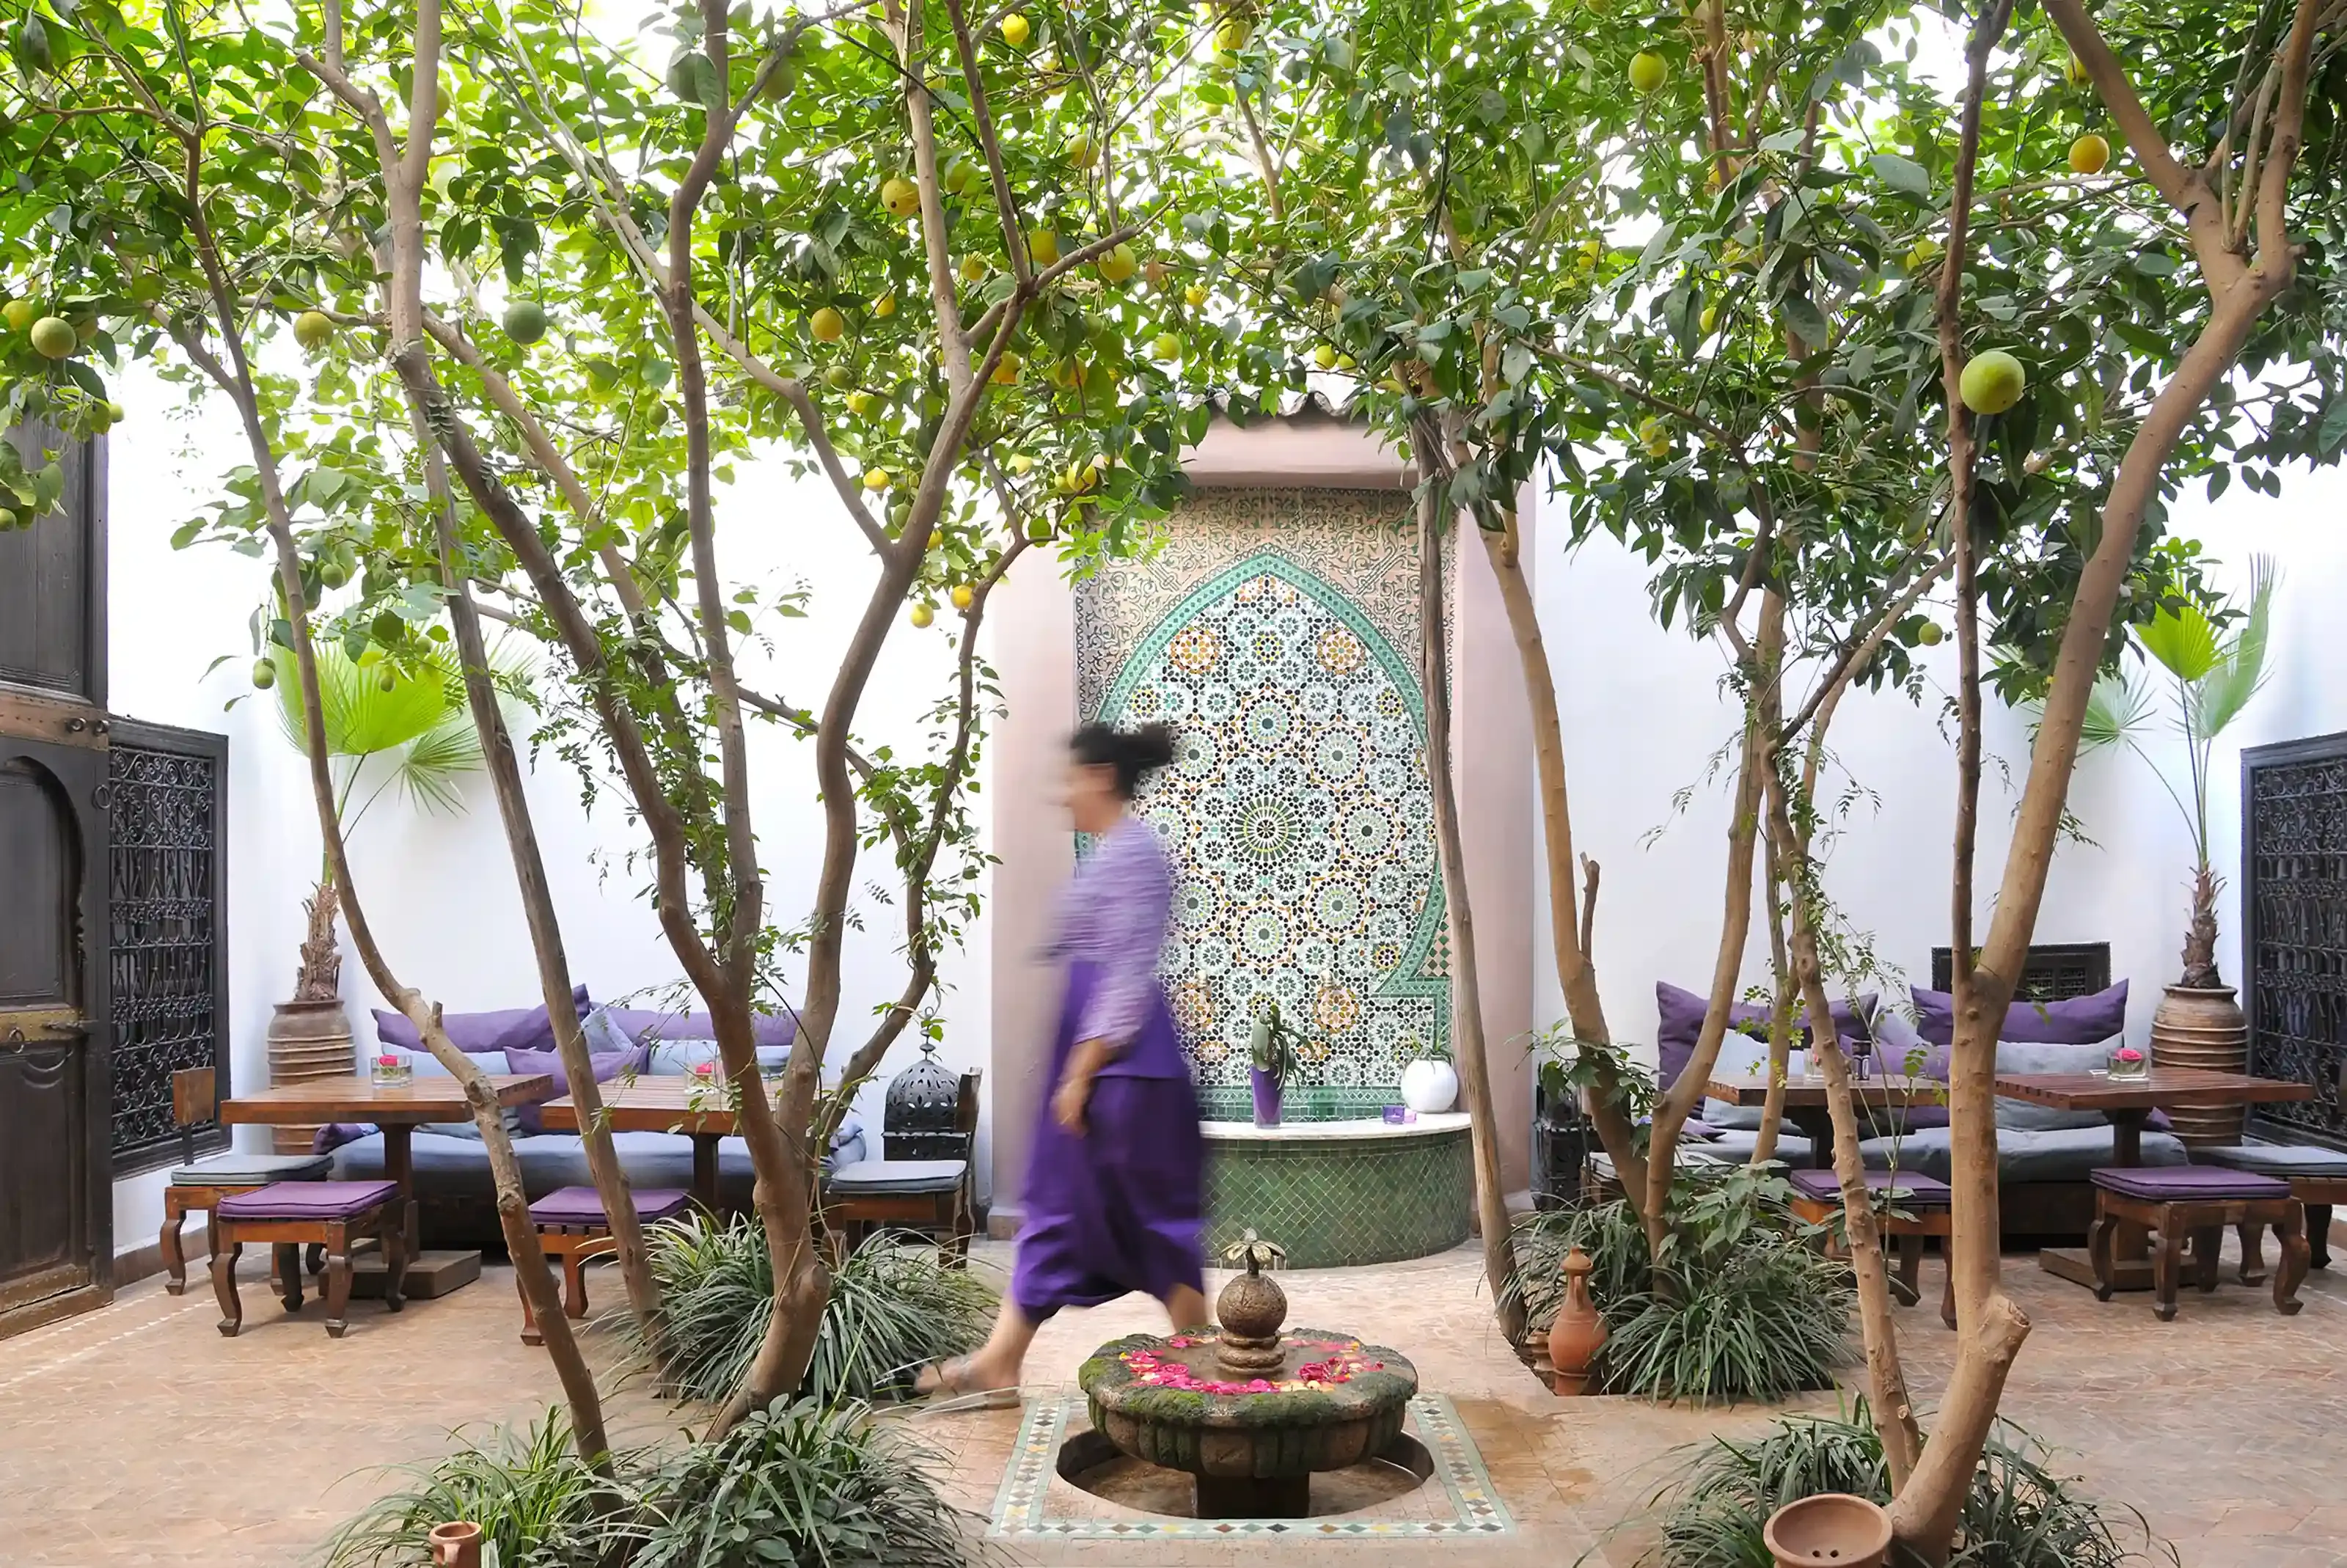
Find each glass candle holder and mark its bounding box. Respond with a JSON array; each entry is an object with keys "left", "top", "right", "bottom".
[
  {"left": 370, "top": 1051, "right": 414, "bottom": 1087},
  {"left": 2107, "top": 1046, "right": 2150, "bottom": 1080}
]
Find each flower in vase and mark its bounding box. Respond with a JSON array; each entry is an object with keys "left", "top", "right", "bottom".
[{"left": 2115, "top": 1047, "right": 2144, "bottom": 1063}]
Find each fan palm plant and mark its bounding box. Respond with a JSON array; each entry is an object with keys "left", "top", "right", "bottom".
[
  {"left": 2079, "top": 557, "right": 2279, "bottom": 986},
  {"left": 271, "top": 640, "right": 522, "bottom": 998}
]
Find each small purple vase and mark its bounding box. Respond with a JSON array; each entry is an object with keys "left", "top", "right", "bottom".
[{"left": 1250, "top": 1067, "right": 1284, "bottom": 1127}]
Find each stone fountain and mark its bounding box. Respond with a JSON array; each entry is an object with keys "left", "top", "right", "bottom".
[{"left": 1074, "top": 1237, "right": 1419, "bottom": 1518}]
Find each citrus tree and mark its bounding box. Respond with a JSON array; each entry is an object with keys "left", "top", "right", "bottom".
[{"left": 1, "top": 0, "right": 1220, "bottom": 1440}]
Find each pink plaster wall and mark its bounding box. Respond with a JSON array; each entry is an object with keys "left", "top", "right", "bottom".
[{"left": 986, "top": 410, "right": 1537, "bottom": 1225}]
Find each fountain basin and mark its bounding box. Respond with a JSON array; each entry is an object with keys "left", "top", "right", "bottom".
[{"left": 1077, "top": 1327, "right": 1419, "bottom": 1517}]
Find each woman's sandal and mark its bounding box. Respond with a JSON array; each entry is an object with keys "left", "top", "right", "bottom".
[{"left": 907, "top": 1355, "right": 1021, "bottom": 1412}]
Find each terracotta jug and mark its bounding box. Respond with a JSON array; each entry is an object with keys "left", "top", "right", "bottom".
[
  {"left": 1762, "top": 1492, "right": 1892, "bottom": 1568},
  {"left": 1545, "top": 1247, "right": 1606, "bottom": 1396},
  {"left": 427, "top": 1521, "right": 483, "bottom": 1568}
]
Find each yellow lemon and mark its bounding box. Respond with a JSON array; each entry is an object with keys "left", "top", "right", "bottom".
[
  {"left": 999, "top": 12, "right": 1030, "bottom": 46},
  {"left": 1185, "top": 283, "right": 1208, "bottom": 308},
  {"left": 810, "top": 307, "right": 846, "bottom": 342},
  {"left": 874, "top": 292, "right": 897, "bottom": 318},
  {"left": 1629, "top": 51, "right": 1668, "bottom": 93},
  {"left": 1638, "top": 416, "right": 1669, "bottom": 446},
  {"left": 1906, "top": 237, "right": 1940, "bottom": 270},
  {"left": 1096, "top": 243, "right": 1138, "bottom": 285},
  {"left": 863, "top": 468, "right": 892, "bottom": 491},
  {"left": 847, "top": 391, "right": 881, "bottom": 417},
  {"left": 2068, "top": 133, "right": 2109, "bottom": 176},
  {"left": 959, "top": 254, "right": 989, "bottom": 285},
  {"left": 1699, "top": 304, "right": 1719, "bottom": 334},
  {"left": 1151, "top": 331, "right": 1183, "bottom": 362},
  {"left": 1958, "top": 349, "right": 2026, "bottom": 415},
  {"left": 1314, "top": 344, "right": 1337, "bottom": 370},
  {"left": 881, "top": 176, "right": 921, "bottom": 218},
  {"left": 991, "top": 351, "right": 1023, "bottom": 384},
  {"left": 909, "top": 602, "right": 935, "bottom": 629},
  {"left": 2065, "top": 54, "right": 2088, "bottom": 87},
  {"left": 29, "top": 316, "right": 76, "bottom": 359},
  {"left": 1025, "top": 229, "right": 1061, "bottom": 268},
  {"left": 1, "top": 298, "right": 37, "bottom": 333},
  {"left": 951, "top": 584, "right": 975, "bottom": 611}
]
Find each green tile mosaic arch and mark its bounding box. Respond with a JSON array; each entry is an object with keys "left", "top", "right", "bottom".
[{"left": 1202, "top": 1128, "right": 1472, "bottom": 1269}]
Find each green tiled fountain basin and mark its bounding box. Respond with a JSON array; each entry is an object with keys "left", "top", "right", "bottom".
[{"left": 1201, "top": 1115, "right": 1473, "bottom": 1269}]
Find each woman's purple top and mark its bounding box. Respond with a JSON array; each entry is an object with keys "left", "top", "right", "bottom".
[{"left": 1050, "top": 815, "right": 1189, "bottom": 1080}]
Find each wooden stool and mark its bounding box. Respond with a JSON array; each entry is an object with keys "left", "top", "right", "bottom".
[
  {"left": 1787, "top": 1167, "right": 1956, "bottom": 1330},
  {"left": 2087, "top": 1165, "right": 2306, "bottom": 1322},
  {"left": 160, "top": 1067, "right": 334, "bottom": 1294},
  {"left": 213, "top": 1180, "right": 408, "bottom": 1338},
  {"left": 2196, "top": 1144, "right": 2347, "bottom": 1278},
  {"left": 519, "top": 1186, "right": 692, "bottom": 1345},
  {"left": 821, "top": 1066, "right": 984, "bottom": 1262}
]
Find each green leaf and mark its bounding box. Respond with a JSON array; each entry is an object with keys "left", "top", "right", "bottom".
[
  {"left": 1868, "top": 153, "right": 1932, "bottom": 200},
  {"left": 1779, "top": 294, "right": 1831, "bottom": 352}
]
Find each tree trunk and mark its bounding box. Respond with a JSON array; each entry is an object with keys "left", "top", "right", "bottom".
[
  {"left": 2180, "top": 862, "right": 2222, "bottom": 988},
  {"left": 293, "top": 877, "right": 343, "bottom": 1002},
  {"left": 1476, "top": 523, "right": 1650, "bottom": 1210},
  {"left": 415, "top": 409, "right": 665, "bottom": 1359},
  {"left": 1416, "top": 452, "right": 1523, "bottom": 1341},
  {"left": 1750, "top": 857, "right": 1794, "bottom": 1168}
]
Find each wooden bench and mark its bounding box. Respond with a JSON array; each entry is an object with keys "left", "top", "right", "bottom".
[{"left": 212, "top": 1179, "right": 408, "bottom": 1338}]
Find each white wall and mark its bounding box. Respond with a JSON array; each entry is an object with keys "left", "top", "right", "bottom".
[
  {"left": 106, "top": 364, "right": 993, "bottom": 1256},
  {"left": 1528, "top": 463, "right": 2347, "bottom": 1069}
]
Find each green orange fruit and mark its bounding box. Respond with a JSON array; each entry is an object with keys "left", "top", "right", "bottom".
[
  {"left": 29, "top": 315, "right": 76, "bottom": 359},
  {"left": 1959, "top": 349, "right": 2026, "bottom": 415},
  {"left": 1629, "top": 51, "right": 1668, "bottom": 92},
  {"left": 293, "top": 310, "right": 334, "bottom": 350}
]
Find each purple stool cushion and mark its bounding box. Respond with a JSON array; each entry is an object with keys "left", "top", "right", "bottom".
[
  {"left": 217, "top": 1179, "right": 402, "bottom": 1221},
  {"left": 2092, "top": 1165, "right": 2291, "bottom": 1202},
  {"left": 530, "top": 1186, "right": 692, "bottom": 1226},
  {"left": 1789, "top": 1168, "right": 1952, "bottom": 1206}
]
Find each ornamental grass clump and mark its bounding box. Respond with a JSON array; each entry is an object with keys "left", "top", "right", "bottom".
[
  {"left": 1506, "top": 1166, "right": 1853, "bottom": 1404},
  {"left": 1644, "top": 1406, "right": 2175, "bottom": 1567},
  {"left": 629, "top": 1215, "right": 995, "bottom": 1406},
  {"left": 321, "top": 1414, "right": 646, "bottom": 1568}
]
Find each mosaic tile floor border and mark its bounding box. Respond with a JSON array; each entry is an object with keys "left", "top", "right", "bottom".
[{"left": 986, "top": 1391, "right": 1515, "bottom": 1540}]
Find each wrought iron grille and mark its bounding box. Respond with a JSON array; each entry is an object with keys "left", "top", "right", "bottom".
[
  {"left": 2243, "top": 732, "right": 2347, "bottom": 1149},
  {"left": 106, "top": 719, "right": 229, "bottom": 1171},
  {"left": 1930, "top": 942, "right": 2111, "bottom": 1000}
]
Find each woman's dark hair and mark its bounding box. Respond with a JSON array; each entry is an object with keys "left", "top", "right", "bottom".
[{"left": 1071, "top": 722, "right": 1176, "bottom": 799}]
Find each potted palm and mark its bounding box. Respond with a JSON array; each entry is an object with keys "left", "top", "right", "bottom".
[
  {"left": 2079, "top": 555, "right": 2277, "bottom": 1145},
  {"left": 261, "top": 640, "right": 511, "bottom": 1148},
  {"left": 1248, "top": 1003, "right": 1302, "bottom": 1128}
]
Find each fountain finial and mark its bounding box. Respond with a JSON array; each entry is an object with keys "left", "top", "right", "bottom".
[{"left": 1215, "top": 1229, "right": 1289, "bottom": 1374}]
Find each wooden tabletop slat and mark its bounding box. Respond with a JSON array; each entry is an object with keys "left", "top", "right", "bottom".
[
  {"left": 1990, "top": 1066, "right": 2313, "bottom": 1111},
  {"left": 1702, "top": 1076, "right": 1947, "bottom": 1109},
  {"left": 219, "top": 1073, "right": 556, "bottom": 1124},
  {"left": 535, "top": 1078, "right": 750, "bottom": 1135}
]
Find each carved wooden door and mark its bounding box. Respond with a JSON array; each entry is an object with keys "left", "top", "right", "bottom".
[{"left": 0, "top": 733, "right": 112, "bottom": 1331}]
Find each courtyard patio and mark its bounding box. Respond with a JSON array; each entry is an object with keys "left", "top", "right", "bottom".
[{"left": 7, "top": 1235, "right": 2342, "bottom": 1567}]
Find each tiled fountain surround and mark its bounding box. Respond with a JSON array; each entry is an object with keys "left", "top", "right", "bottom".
[
  {"left": 986, "top": 414, "right": 1537, "bottom": 1230},
  {"left": 1201, "top": 1114, "right": 1474, "bottom": 1267}
]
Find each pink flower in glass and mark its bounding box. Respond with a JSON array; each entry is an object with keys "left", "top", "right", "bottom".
[{"left": 2115, "top": 1047, "right": 2144, "bottom": 1063}]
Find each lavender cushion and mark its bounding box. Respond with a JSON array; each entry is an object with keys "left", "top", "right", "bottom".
[
  {"left": 1868, "top": 1008, "right": 1950, "bottom": 1131},
  {"left": 505, "top": 1047, "right": 642, "bottom": 1134},
  {"left": 530, "top": 1184, "right": 692, "bottom": 1226},
  {"left": 1788, "top": 1167, "right": 1951, "bottom": 1205},
  {"left": 602, "top": 1005, "right": 796, "bottom": 1049},
  {"left": 2092, "top": 1165, "right": 2291, "bottom": 1202},
  {"left": 218, "top": 1179, "right": 402, "bottom": 1221},
  {"left": 312, "top": 1122, "right": 373, "bottom": 1154},
  {"left": 1681, "top": 1118, "right": 1721, "bottom": 1142},
  {"left": 1911, "top": 981, "right": 2127, "bottom": 1047},
  {"left": 373, "top": 984, "right": 592, "bottom": 1055},
  {"left": 1655, "top": 981, "right": 1875, "bottom": 1088}
]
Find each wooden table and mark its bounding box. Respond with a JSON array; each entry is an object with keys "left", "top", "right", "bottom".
[
  {"left": 1993, "top": 1066, "right": 2314, "bottom": 1292},
  {"left": 220, "top": 1074, "right": 555, "bottom": 1292},
  {"left": 536, "top": 1079, "right": 743, "bottom": 1212},
  {"left": 1702, "top": 1075, "right": 1948, "bottom": 1169}
]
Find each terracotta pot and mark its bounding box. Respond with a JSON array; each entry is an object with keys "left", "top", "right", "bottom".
[
  {"left": 426, "top": 1520, "right": 483, "bottom": 1568},
  {"left": 267, "top": 998, "right": 355, "bottom": 1154},
  {"left": 2150, "top": 984, "right": 2249, "bottom": 1147},
  {"left": 1545, "top": 1247, "right": 1606, "bottom": 1396},
  {"left": 1762, "top": 1492, "right": 1892, "bottom": 1568}
]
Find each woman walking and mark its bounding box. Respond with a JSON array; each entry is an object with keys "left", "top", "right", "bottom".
[{"left": 919, "top": 722, "right": 1205, "bottom": 1402}]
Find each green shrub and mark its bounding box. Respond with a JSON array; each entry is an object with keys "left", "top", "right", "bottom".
[
  {"left": 321, "top": 1413, "right": 645, "bottom": 1568},
  {"left": 1645, "top": 1406, "right": 2176, "bottom": 1567},
  {"left": 635, "top": 1399, "right": 968, "bottom": 1568},
  {"left": 323, "top": 1403, "right": 973, "bottom": 1568},
  {"left": 1508, "top": 1166, "right": 1853, "bottom": 1404},
  {"left": 633, "top": 1216, "right": 996, "bottom": 1405}
]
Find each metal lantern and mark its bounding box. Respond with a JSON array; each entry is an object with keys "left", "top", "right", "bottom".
[{"left": 883, "top": 1043, "right": 967, "bottom": 1162}]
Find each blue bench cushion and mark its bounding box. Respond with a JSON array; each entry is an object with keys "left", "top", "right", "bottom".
[
  {"left": 1703, "top": 1129, "right": 1813, "bottom": 1163},
  {"left": 825, "top": 1159, "right": 965, "bottom": 1195},
  {"left": 171, "top": 1152, "right": 332, "bottom": 1186},
  {"left": 2198, "top": 1144, "right": 2347, "bottom": 1179}
]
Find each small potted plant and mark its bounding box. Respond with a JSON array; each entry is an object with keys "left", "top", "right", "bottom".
[
  {"left": 2108, "top": 1044, "right": 2150, "bottom": 1081},
  {"left": 1398, "top": 1033, "right": 1458, "bottom": 1113},
  {"left": 1248, "top": 1003, "right": 1300, "bottom": 1127}
]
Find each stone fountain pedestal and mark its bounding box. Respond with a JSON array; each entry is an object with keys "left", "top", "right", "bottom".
[{"left": 1074, "top": 1245, "right": 1418, "bottom": 1519}]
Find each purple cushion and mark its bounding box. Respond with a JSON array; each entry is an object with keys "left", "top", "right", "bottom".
[
  {"left": 530, "top": 1184, "right": 692, "bottom": 1226},
  {"left": 1680, "top": 1118, "right": 1721, "bottom": 1142},
  {"left": 218, "top": 1179, "right": 402, "bottom": 1221},
  {"left": 312, "top": 1122, "right": 373, "bottom": 1154},
  {"left": 373, "top": 984, "right": 592, "bottom": 1055},
  {"left": 601, "top": 1005, "right": 796, "bottom": 1048},
  {"left": 505, "top": 1047, "right": 642, "bottom": 1133},
  {"left": 2092, "top": 1165, "right": 2291, "bottom": 1202},
  {"left": 1911, "top": 981, "right": 2127, "bottom": 1047},
  {"left": 1789, "top": 1167, "right": 1951, "bottom": 1204},
  {"left": 1655, "top": 982, "right": 1875, "bottom": 1088}
]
